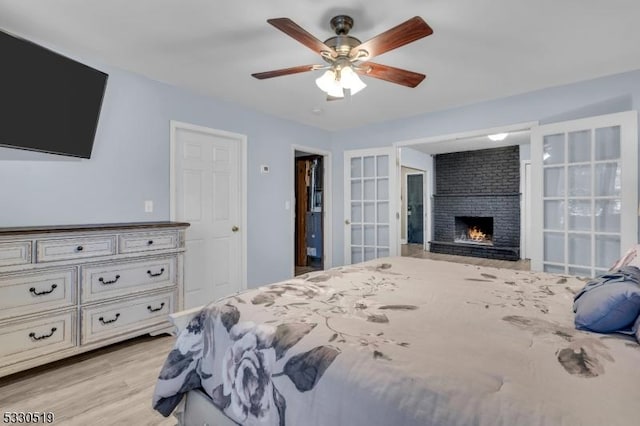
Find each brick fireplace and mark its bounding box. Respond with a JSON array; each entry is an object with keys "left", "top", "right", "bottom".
[{"left": 430, "top": 145, "right": 520, "bottom": 261}]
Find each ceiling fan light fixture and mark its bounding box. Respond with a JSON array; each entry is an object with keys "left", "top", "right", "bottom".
[
  {"left": 340, "top": 66, "right": 366, "bottom": 95},
  {"left": 326, "top": 84, "right": 345, "bottom": 98},
  {"left": 315, "top": 70, "right": 336, "bottom": 93},
  {"left": 315, "top": 66, "right": 364, "bottom": 98},
  {"left": 315, "top": 70, "right": 344, "bottom": 98}
]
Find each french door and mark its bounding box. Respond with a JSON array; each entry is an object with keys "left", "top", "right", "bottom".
[
  {"left": 344, "top": 147, "right": 398, "bottom": 264},
  {"left": 531, "top": 111, "right": 638, "bottom": 276}
]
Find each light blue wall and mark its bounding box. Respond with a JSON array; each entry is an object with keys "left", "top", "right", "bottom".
[
  {"left": 330, "top": 70, "right": 640, "bottom": 265},
  {"left": 3, "top": 35, "right": 640, "bottom": 283},
  {"left": 0, "top": 57, "right": 331, "bottom": 287},
  {"left": 400, "top": 147, "right": 432, "bottom": 172}
]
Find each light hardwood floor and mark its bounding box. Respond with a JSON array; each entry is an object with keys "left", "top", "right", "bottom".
[
  {"left": 0, "top": 249, "right": 527, "bottom": 425},
  {"left": 0, "top": 334, "right": 177, "bottom": 426},
  {"left": 401, "top": 243, "right": 531, "bottom": 271}
]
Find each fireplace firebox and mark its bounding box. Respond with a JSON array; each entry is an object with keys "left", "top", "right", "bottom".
[{"left": 454, "top": 216, "right": 493, "bottom": 245}]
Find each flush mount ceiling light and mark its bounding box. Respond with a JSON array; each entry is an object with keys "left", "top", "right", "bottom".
[
  {"left": 488, "top": 133, "right": 509, "bottom": 141},
  {"left": 252, "top": 15, "right": 433, "bottom": 100}
]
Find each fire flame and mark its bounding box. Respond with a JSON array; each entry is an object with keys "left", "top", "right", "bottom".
[{"left": 468, "top": 226, "right": 488, "bottom": 241}]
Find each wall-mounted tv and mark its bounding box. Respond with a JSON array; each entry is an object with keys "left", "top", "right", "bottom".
[{"left": 0, "top": 30, "right": 108, "bottom": 159}]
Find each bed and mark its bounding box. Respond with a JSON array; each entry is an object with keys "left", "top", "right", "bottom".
[{"left": 153, "top": 256, "right": 640, "bottom": 426}]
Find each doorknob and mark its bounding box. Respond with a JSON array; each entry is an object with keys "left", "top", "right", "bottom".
[
  {"left": 345, "top": 219, "right": 351, "bottom": 225},
  {"left": 232, "top": 226, "right": 239, "bottom": 232}
]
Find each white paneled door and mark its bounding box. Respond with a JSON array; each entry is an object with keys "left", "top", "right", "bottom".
[
  {"left": 344, "top": 147, "right": 398, "bottom": 265},
  {"left": 531, "top": 111, "right": 638, "bottom": 276},
  {"left": 171, "top": 121, "right": 246, "bottom": 308}
]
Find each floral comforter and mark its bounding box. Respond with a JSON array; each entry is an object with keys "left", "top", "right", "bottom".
[{"left": 153, "top": 257, "right": 640, "bottom": 426}]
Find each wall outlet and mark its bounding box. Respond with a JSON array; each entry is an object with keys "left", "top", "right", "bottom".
[
  {"left": 260, "top": 165, "right": 270, "bottom": 174},
  {"left": 144, "top": 200, "right": 154, "bottom": 213}
]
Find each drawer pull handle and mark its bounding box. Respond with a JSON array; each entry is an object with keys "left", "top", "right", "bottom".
[
  {"left": 99, "top": 313, "right": 120, "bottom": 325},
  {"left": 147, "top": 268, "right": 165, "bottom": 277},
  {"left": 99, "top": 275, "right": 121, "bottom": 285},
  {"left": 29, "top": 327, "right": 57, "bottom": 341},
  {"left": 76, "top": 245, "right": 84, "bottom": 252},
  {"left": 147, "top": 302, "right": 165, "bottom": 313},
  {"left": 29, "top": 284, "right": 58, "bottom": 296},
  {"left": 147, "top": 240, "right": 154, "bottom": 245}
]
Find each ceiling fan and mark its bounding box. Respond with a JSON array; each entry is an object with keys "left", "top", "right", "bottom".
[{"left": 252, "top": 15, "right": 433, "bottom": 99}]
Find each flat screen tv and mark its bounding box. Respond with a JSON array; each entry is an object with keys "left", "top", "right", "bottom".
[{"left": 0, "top": 30, "right": 108, "bottom": 158}]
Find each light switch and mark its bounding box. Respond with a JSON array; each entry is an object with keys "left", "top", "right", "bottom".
[
  {"left": 285, "top": 201, "right": 290, "bottom": 210},
  {"left": 144, "top": 200, "right": 153, "bottom": 213}
]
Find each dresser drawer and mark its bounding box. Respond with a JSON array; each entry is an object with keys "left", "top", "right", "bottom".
[
  {"left": 37, "top": 236, "right": 116, "bottom": 262},
  {"left": 0, "top": 241, "right": 32, "bottom": 267},
  {"left": 81, "top": 256, "right": 176, "bottom": 303},
  {"left": 81, "top": 291, "right": 174, "bottom": 344},
  {"left": 0, "top": 311, "right": 76, "bottom": 366},
  {"left": 119, "top": 231, "right": 178, "bottom": 254},
  {"left": 0, "top": 268, "right": 76, "bottom": 320}
]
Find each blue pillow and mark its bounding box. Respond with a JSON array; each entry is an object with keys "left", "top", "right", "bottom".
[{"left": 573, "top": 266, "right": 640, "bottom": 333}]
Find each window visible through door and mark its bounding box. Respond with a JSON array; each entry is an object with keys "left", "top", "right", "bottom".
[{"left": 406, "top": 172, "right": 424, "bottom": 245}]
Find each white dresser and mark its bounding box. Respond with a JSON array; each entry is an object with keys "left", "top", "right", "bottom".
[{"left": 0, "top": 222, "right": 189, "bottom": 378}]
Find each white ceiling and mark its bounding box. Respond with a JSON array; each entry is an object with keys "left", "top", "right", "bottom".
[{"left": 1, "top": 0, "right": 640, "bottom": 131}]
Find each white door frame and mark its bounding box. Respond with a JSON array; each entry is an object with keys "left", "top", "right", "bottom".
[
  {"left": 520, "top": 160, "right": 532, "bottom": 259},
  {"left": 291, "top": 144, "right": 333, "bottom": 275},
  {"left": 169, "top": 120, "right": 248, "bottom": 291},
  {"left": 394, "top": 120, "right": 538, "bottom": 256},
  {"left": 423, "top": 169, "right": 432, "bottom": 251},
  {"left": 403, "top": 171, "right": 425, "bottom": 245}
]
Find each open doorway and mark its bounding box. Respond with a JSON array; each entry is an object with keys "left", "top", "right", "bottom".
[
  {"left": 295, "top": 151, "right": 324, "bottom": 276},
  {"left": 406, "top": 172, "right": 424, "bottom": 245},
  {"left": 400, "top": 167, "right": 426, "bottom": 257},
  {"left": 399, "top": 147, "right": 431, "bottom": 258},
  {"left": 396, "top": 122, "right": 535, "bottom": 267}
]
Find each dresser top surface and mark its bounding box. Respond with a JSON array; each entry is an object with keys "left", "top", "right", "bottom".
[{"left": 0, "top": 221, "right": 190, "bottom": 236}]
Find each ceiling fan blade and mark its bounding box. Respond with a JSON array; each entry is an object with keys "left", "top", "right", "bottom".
[
  {"left": 267, "top": 18, "right": 337, "bottom": 58},
  {"left": 252, "top": 65, "right": 319, "bottom": 79},
  {"left": 357, "top": 62, "right": 426, "bottom": 88},
  {"left": 350, "top": 16, "right": 433, "bottom": 60}
]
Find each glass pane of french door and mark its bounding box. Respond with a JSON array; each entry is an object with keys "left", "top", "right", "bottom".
[
  {"left": 542, "top": 128, "right": 621, "bottom": 276},
  {"left": 345, "top": 148, "right": 396, "bottom": 264},
  {"left": 533, "top": 111, "right": 637, "bottom": 277}
]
